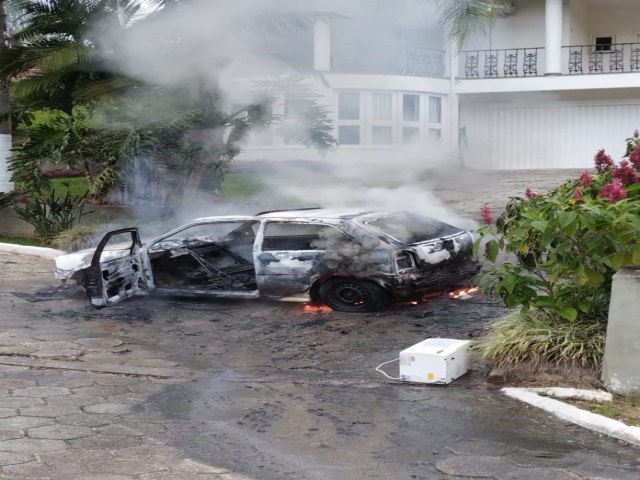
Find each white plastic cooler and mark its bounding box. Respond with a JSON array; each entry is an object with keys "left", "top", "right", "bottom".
[{"left": 399, "top": 338, "right": 471, "bottom": 384}]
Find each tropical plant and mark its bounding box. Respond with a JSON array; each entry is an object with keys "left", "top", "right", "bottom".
[
  {"left": 475, "top": 133, "right": 640, "bottom": 367},
  {"left": 0, "top": 0, "right": 167, "bottom": 118},
  {"left": 14, "top": 189, "right": 90, "bottom": 242},
  {"left": 432, "top": 0, "right": 498, "bottom": 50}
]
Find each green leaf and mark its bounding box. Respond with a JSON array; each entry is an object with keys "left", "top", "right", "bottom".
[
  {"left": 576, "top": 266, "right": 605, "bottom": 287},
  {"left": 484, "top": 239, "right": 500, "bottom": 263},
  {"left": 559, "top": 307, "right": 578, "bottom": 322},
  {"left": 610, "top": 251, "right": 633, "bottom": 271},
  {"left": 557, "top": 211, "right": 577, "bottom": 228},
  {"left": 578, "top": 301, "right": 591, "bottom": 313},
  {"left": 530, "top": 220, "right": 549, "bottom": 233}
]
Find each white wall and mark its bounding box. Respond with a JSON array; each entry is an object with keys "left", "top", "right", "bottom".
[
  {"left": 568, "top": 0, "right": 589, "bottom": 45},
  {"left": 463, "top": 0, "right": 546, "bottom": 51},
  {"left": 587, "top": 6, "right": 640, "bottom": 44},
  {"left": 460, "top": 94, "right": 640, "bottom": 169}
]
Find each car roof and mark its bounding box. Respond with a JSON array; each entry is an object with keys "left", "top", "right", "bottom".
[
  {"left": 191, "top": 209, "right": 381, "bottom": 223},
  {"left": 257, "top": 208, "right": 374, "bottom": 220}
]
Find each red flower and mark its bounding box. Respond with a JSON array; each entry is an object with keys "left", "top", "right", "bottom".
[
  {"left": 579, "top": 170, "right": 593, "bottom": 188},
  {"left": 525, "top": 188, "right": 540, "bottom": 198},
  {"left": 613, "top": 160, "right": 639, "bottom": 185},
  {"left": 594, "top": 149, "right": 614, "bottom": 173},
  {"left": 480, "top": 204, "right": 493, "bottom": 225},
  {"left": 573, "top": 188, "right": 584, "bottom": 204},
  {"left": 600, "top": 178, "right": 627, "bottom": 203},
  {"left": 629, "top": 145, "right": 640, "bottom": 169}
]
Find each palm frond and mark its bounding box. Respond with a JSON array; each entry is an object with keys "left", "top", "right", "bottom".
[{"left": 434, "top": 0, "right": 496, "bottom": 51}]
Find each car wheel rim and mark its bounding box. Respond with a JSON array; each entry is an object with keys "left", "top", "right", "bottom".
[{"left": 330, "top": 282, "right": 371, "bottom": 308}]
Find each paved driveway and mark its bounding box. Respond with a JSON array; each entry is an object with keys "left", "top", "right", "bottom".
[{"left": 0, "top": 249, "right": 638, "bottom": 480}]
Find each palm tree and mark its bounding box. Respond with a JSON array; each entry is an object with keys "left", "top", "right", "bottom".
[
  {"left": 0, "top": 0, "right": 12, "bottom": 193},
  {"left": 432, "top": 0, "right": 497, "bottom": 51},
  {"left": 0, "top": 0, "right": 167, "bottom": 117}
]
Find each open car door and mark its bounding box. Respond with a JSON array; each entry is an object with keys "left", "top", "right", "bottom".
[{"left": 83, "top": 228, "right": 149, "bottom": 308}]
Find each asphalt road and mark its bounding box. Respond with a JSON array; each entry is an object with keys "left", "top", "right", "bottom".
[{"left": 0, "top": 251, "right": 639, "bottom": 479}]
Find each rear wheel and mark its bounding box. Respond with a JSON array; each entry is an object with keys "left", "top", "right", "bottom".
[{"left": 319, "top": 278, "right": 389, "bottom": 312}]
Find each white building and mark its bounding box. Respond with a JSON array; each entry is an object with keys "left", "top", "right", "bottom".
[{"left": 238, "top": 0, "right": 640, "bottom": 170}]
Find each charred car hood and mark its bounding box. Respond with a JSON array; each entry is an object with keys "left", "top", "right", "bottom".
[{"left": 410, "top": 232, "right": 473, "bottom": 267}]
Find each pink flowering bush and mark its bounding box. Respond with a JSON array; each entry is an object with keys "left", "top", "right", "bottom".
[{"left": 474, "top": 134, "right": 640, "bottom": 368}]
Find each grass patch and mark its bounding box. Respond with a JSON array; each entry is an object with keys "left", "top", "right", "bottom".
[
  {"left": 221, "top": 173, "right": 263, "bottom": 200},
  {"left": 476, "top": 309, "right": 606, "bottom": 370},
  {"left": 50, "top": 177, "right": 89, "bottom": 196},
  {"left": 0, "top": 235, "right": 44, "bottom": 247},
  {"left": 570, "top": 395, "right": 640, "bottom": 426}
]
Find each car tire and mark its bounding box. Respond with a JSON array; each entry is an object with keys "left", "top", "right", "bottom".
[{"left": 319, "top": 278, "right": 389, "bottom": 313}]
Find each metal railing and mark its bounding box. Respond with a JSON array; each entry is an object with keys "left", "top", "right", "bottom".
[
  {"left": 460, "top": 43, "right": 640, "bottom": 79},
  {"left": 563, "top": 43, "right": 640, "bottom": 74},
  {"left": 461, "top": 47, "right": 545, "bottom": 79},
  {"left": 332, "top": 45, "right": 447, "bottom": 78}
]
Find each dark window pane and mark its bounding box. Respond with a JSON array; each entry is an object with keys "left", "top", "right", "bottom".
[
  {"left": 594, "top": 36, "right": 613, "bottom": 52},
  {"left": 403, "top": 94, "right": 420, "bottom": 121},
  {"left": 338, "top": 126, "right": 360, "bottom": 145},
  {"left": 338, "top": 92, "right": 360, "bottom": 120},
  {"left": 263, "top": 223, "right": 332, "bottom": 251}
]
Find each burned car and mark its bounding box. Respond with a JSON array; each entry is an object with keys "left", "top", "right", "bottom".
[{"left": 54, "top": 208, "right": 480, "bottom": 312}]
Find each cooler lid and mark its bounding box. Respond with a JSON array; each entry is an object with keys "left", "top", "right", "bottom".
[{"left": 400, "top": 338, "right": 469, "bottom": 357}]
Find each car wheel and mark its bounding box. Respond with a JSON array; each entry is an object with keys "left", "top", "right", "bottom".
[{"left": 319, "top": 278, "right": 389, "bottom": 312}]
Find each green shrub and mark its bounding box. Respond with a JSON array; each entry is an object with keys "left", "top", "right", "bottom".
[
  {"left": 477, "top": 310, "right": 606, "bottom": 369},
  {"left": 14, "top": 191, "right": 91, "bottom": 244},
  {"left": 51, "top": 224, "right": 100, "bottom": 251},
  {"left": 475, "top": 133, "right": 640, "bottom": 367}
]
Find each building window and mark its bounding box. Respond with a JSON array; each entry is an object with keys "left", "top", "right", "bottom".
[
  {"left": 338, "top": 125, "right": 360, "bottom": 145},
  {"left": 428, "top": 128, "right": 441, "bottom": 141},
  {"left": 593, "top": 35, "right": 614, "bottom": 52},
  {"left": 338, "top": 92, "right": 360, "bottom": 120},
  {"left": 372, "top": 93, "right": 392, "bottom": 120},
  {"left": 372, "top": 126, "right": 392, "bottom": 145},
  {"left": 428, "top": 96, "right": 442, "bottom": 124},
  {"left": 403, "top": 127, "right": 420, "bottom": 144},
  {"left": 402, "top": 94, "right": 420, "bottom": 121}
]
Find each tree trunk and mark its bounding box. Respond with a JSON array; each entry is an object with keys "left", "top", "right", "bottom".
[{"left": 0, "top": 0, "right": 13, "bottom": 192}]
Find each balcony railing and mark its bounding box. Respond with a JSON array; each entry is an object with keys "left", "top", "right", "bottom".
[
  {"left": 564, "top": 43, "right": 640, "bottom": 75},
  {"left": 461, "top": 48, "right": 545, "bottom": 79},
  {"left": 460, "top": 43, "right": 640, "bottom": 79},
  {"left": 332, "top": 45, "right": 447, "bottom": 78}
]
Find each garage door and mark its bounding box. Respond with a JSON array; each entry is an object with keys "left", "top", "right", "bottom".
[{"left": 468, "top": 101, "right": 640, "bottom": 169}]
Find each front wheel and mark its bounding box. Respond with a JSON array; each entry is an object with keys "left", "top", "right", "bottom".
[{"left": 319, "top": 278, "right": 389, "bottom": 313}]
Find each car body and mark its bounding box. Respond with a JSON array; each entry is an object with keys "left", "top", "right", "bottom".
[{"left": 54, "top": 208, "right": 480, "bottom": 312}]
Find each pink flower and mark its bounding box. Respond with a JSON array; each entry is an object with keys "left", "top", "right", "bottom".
[
  {"left": 629, "top": 145, "right": 640, "bottom": 169},
  {"left": 594, "top": 149, "right": 614, "bottom": 173},
  {"left": 613, "top": 160, "right": 639, "bottom": 185},
  {"left": 600, "top": 178, "right": 627, "bottom": 203},
  {"left": 525, "top": 188, "right": 540, "bottom": 198},
  {"left": 480, "top": 204, "right": 494, "bottom": 225},
  {"left": 579, "top": 170, "right": 593, "bottom": 188},
  {"left": 573, "top": 188, "right": 584, "bottom": 203}
]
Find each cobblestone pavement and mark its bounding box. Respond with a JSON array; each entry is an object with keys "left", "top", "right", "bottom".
[
  {"left": 1, "top": 250, "right": 639, "bottom": 480},
  {"left": 0, "top": 168, "right": 639, "bottom": 480}
]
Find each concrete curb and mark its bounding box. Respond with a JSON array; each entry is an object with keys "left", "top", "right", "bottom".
[
  {"left": 503, "top": 387, "right": 640, "bottom": 447},
  {"left": 0, "top": 242, "right": 65, "bottom": 258}
]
